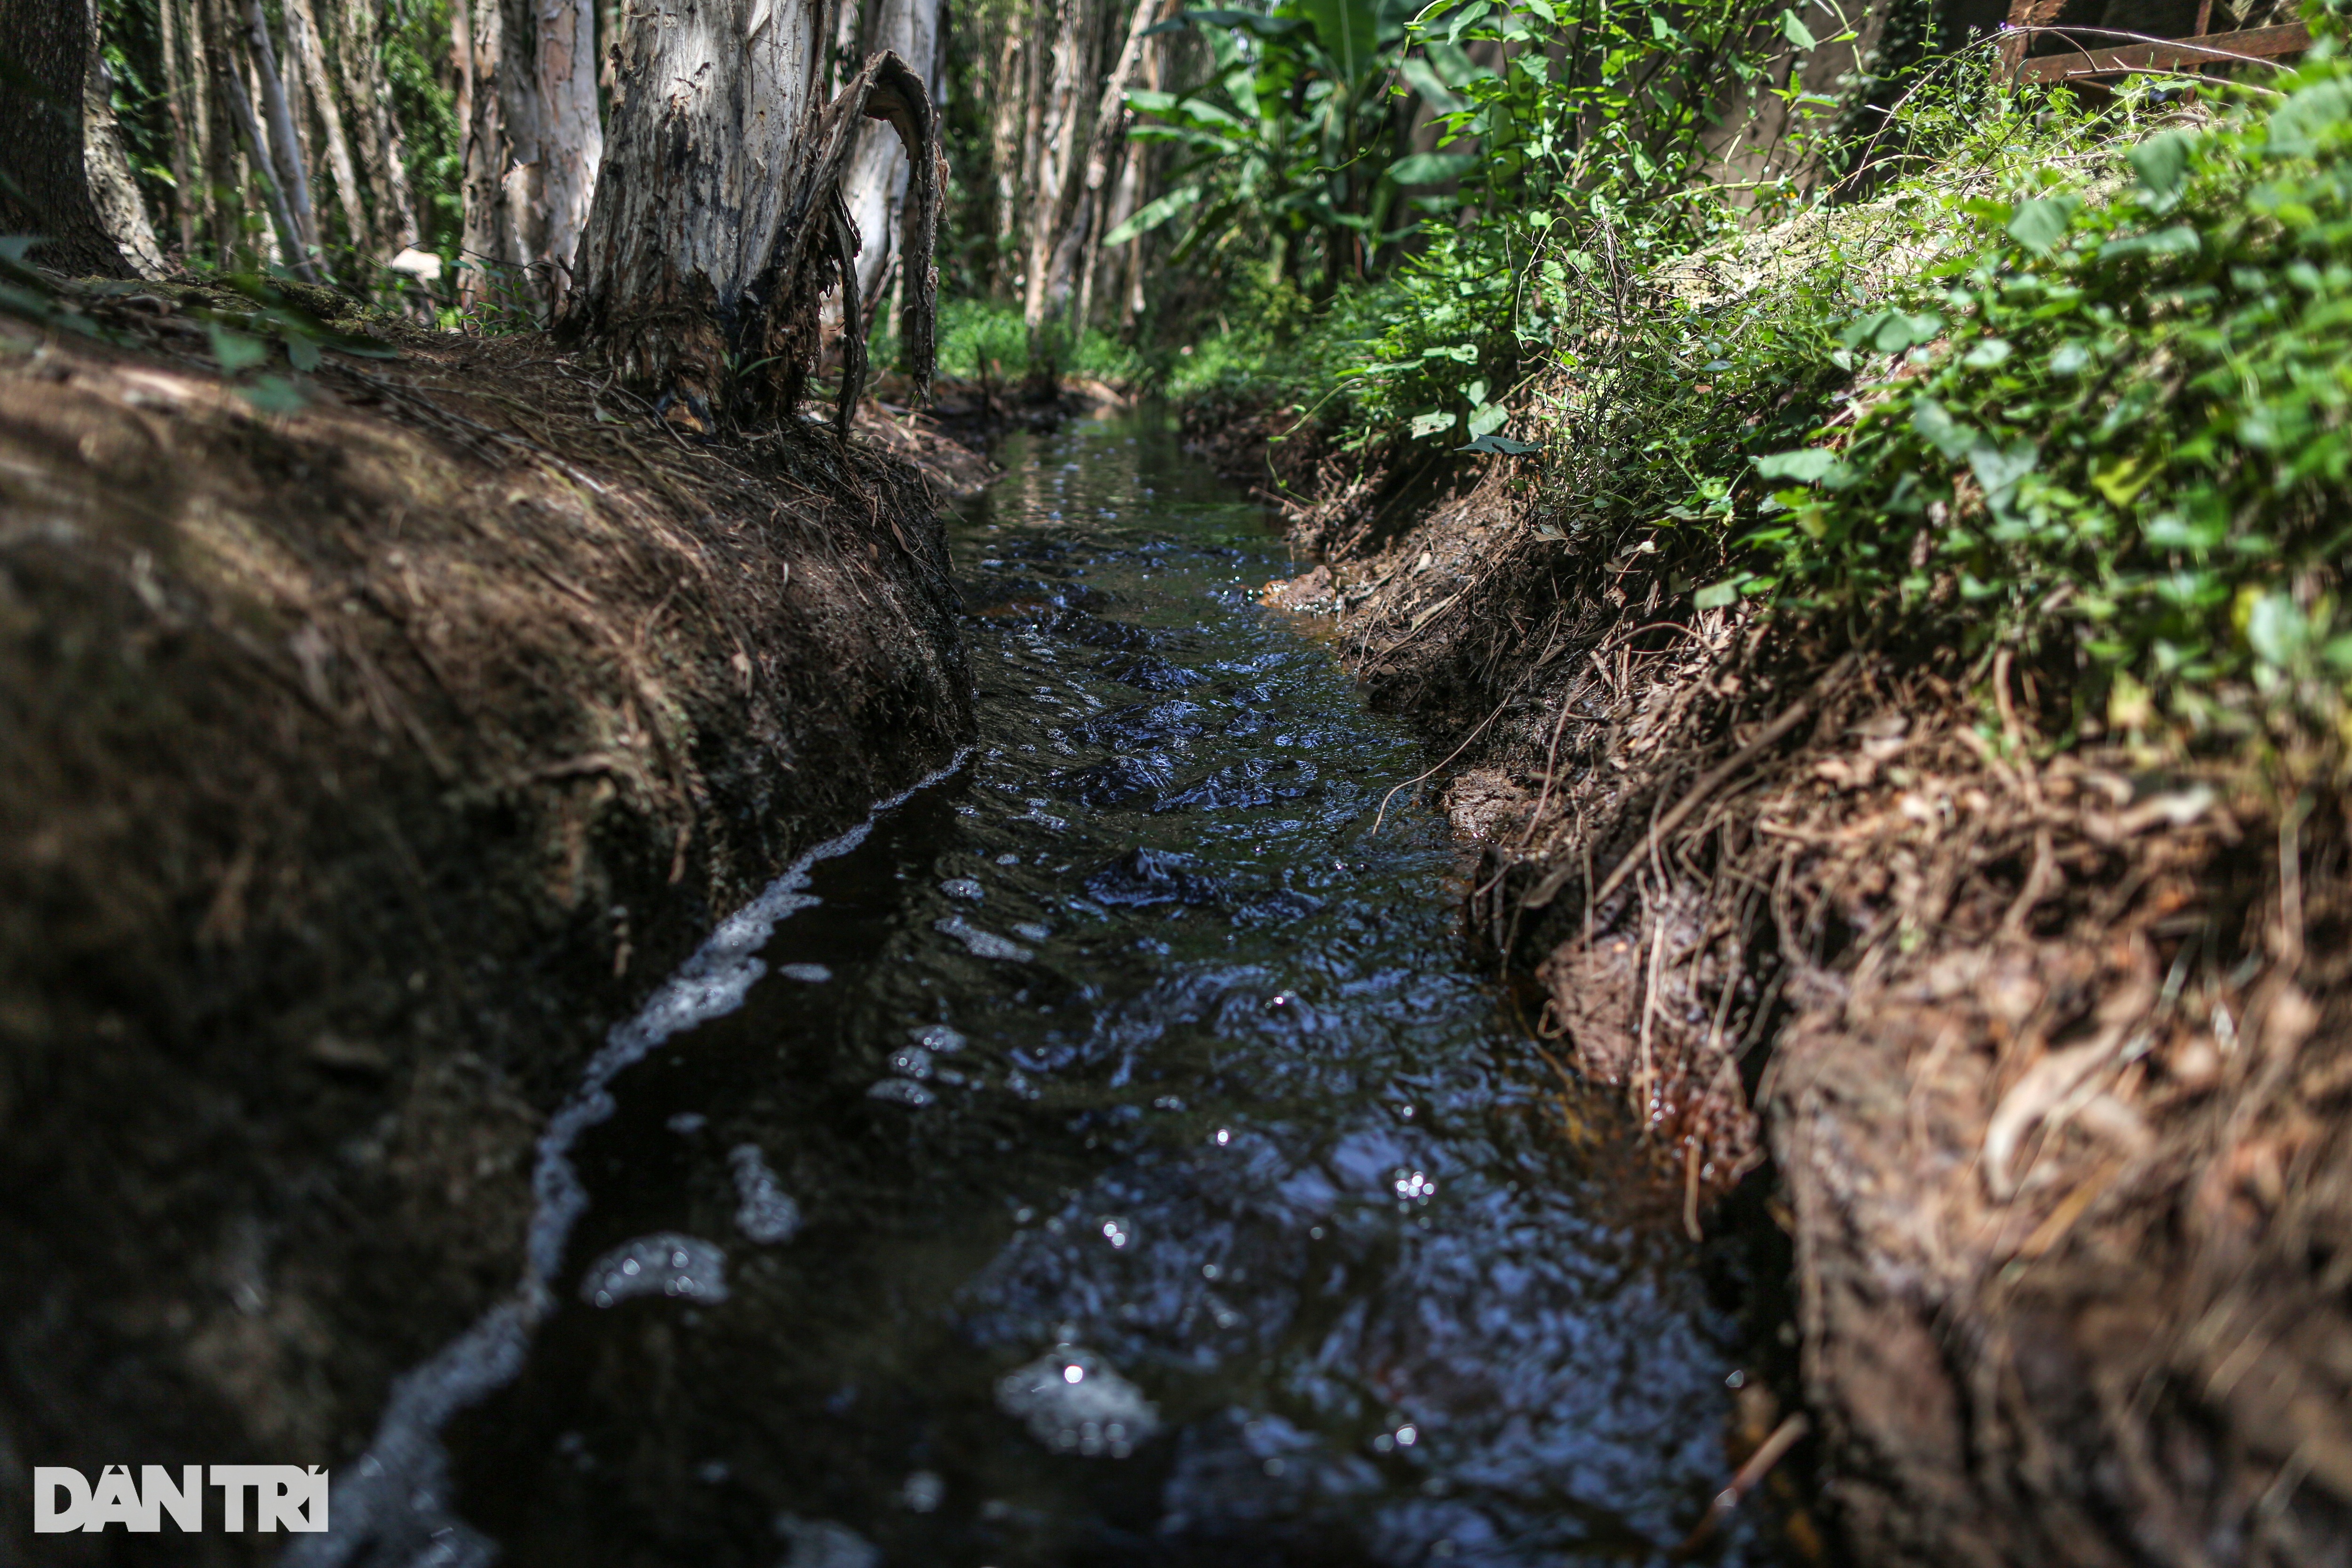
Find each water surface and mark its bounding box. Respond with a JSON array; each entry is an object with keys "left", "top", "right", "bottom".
[{"left": 428, "top": 412, "right": 1778, "bottom": 1567}]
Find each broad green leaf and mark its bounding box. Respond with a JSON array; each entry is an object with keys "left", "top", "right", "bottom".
[
  {"left": 1409, "top": 408, "right": 1456, "bottom": 438},
  {"left": 1961, "top": 336, "right": 2011, "bottom": 369},
  {"left": 1779, "top": 8, "right": 1816, "bottom": 49},
  {"left": 1910, "top": 397, "right": 1976, "bottom": 462},
  {"left": 2092, "top": 454, "right": 2158, "bottom": 508},
  {"left": 2266, "top": 79, "right": 2352, "bottom": 159},
  {"left": 1398, "top": 55, "right": 1463, "bottom": 113},
  {"left": 2098, "top": 224, "right": 2199, "bottom": 261},
  {"left": 1184, "top": 7, "right": 1307, "bottom": 31},
  {"left": 284, "top": 334, "right": 323, "bottom": 373},
  {"left": 1752, "top": 448, "right": 1845, "bottom": 484},
  {"left": 1459, "top": 432, "right": 1540, "bottom": 454},
  {"left": 1387, "top": 150, "right": 1479, "bottom": 183},
  {"left": 1466, "top": 402, "right": 1509, "bottom": 437},
  {"left": 1298, "top": 0, "right": 1381, "bottom": 80},
  {"left": 1103, "top": 184, "right": 1204, "bottom": 247},
  {"left": 1443, "top": 0, "right": 1491, "bottom": 42},
  {"left": 208, "top": 325, "right": 269, "bottom": 373},
  {"left": 2246, "top": 591, "right": 2309, "bottom": 666},
  {"left": 1836, "top": 309, "right": 1941, "bottom": 353},
  {"left": 1422, "top": 40, "right": 1492, "bottom": 84},
  {"left": 2007, "top": 196, "right": 2077, "bottom": 255},
  {"left": 1693, "top": 578, "right": 1742, "bottom": 609},
  {"left": 238, "top": 374, "right": 309, "bottom": 413},
  {"left": 1969, "top": 440, "right": 2037, "bottom": 497},
  {"left": 2128, "top": 129, "right": 2193, "bottom": 200},
  {"left": 1462, "top": 377, "right": 1489, "bottom": 406}
]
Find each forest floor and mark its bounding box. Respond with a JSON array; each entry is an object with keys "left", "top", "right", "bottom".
[
  {"left": 0, "top": 278, "right": 985, "bottom": 1524},
  {"left": 1228, "top": 416, "right": 2352, "bottom": 1565}
]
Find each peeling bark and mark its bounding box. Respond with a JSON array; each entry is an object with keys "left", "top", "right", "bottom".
[
  {"left": 82, "top": 0, "right": 168, "bottom": 279},
  {"left": 460, "top": 0, "right": 605, "bottom": 311},
  {"left": 335, "top": 0, "right": 422, "bottom": 254},
  {"left": 561, "top": 0, "right": 940, "bottom": 431}
]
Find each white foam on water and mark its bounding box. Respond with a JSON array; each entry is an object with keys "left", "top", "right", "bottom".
[
  {"left": 283, "top": 749, "right": 971, "bottom": 1568},
  {"left": 729, "top": 1145, "right": 803, "bottom": 1244},
  {"left": 581, "top": 1233, "right": 729, "bottom": 1307},
  {"left": 774, "top": 1514, "right": 880, "bottom": 1568},
  {"left": 994, "top": 1345, "right": 1160, "bottom": 1458},
  {"left": 932, "top": 915, "right": 1033, "bottom": 962}
]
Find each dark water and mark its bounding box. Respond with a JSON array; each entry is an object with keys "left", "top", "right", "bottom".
[{"left": 404, "top": 413, "right": 1779, "bottom": 1567}]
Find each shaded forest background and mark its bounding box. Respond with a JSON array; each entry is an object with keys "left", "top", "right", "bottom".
[{"left": 71, "top": 0, "right": 2006, "bottom": 381}]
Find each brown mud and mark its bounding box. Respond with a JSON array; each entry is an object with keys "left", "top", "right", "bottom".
[
  {"left": 0, "top": 281, "right": 981, "bottom": 1550},
  {"left": 1264, "top": 451, "right": 2352, "bottom": 1565}
]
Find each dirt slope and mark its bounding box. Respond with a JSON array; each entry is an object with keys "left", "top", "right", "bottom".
[
  {"left": 1266, "top": 457, "right": 2352, "bottom": 1566},
  {"left": 0, "top": 286, "right": 979, "bottom": 1555}
]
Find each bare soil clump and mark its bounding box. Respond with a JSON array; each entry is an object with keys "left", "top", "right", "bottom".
[
  {"left": 1266, "top": 455, "right": 2352, "bottom": 1565},
  {"left": 0, "top": 280, "right": 980, "bottom": 1536}
]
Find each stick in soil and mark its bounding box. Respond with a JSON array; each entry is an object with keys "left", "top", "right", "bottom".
[{"left": 1675, "top": 1412, "right": 1810, "bottom": 1557}]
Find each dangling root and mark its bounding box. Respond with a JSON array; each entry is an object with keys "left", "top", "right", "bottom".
[{"left": 743, "top": 48, "right": 944, "bottom": 438}]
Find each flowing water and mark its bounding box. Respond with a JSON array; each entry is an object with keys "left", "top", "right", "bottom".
[{"left": 327, "top": 412, "right": 1787, "bottom": 1568}]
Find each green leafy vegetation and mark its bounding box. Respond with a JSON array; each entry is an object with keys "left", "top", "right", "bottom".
[
  {"left": 1708, "top": 53, "right": 2352, "bottom": 748},
  {"left": 920, "top": 298, "right": 1151, "bottom": 386},
  {"left": 1140, "top": 0, "right": 2352, "bottom": 764}
]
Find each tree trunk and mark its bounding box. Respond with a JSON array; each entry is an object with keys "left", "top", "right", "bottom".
[
  {"left": 336, "top": 0, "right": 421, "bottom": 255},
  {"left": 240, "top": 0, "right": 323, "bottom": 278},
  {"left": 223, "top": 21, "right": 302, "bottom": 269},
  {"left": 458, "top": 0, "right": 530, "bottom": 308},
  {"left": 1019, "top": 0, "right": 1090, "bottom": 339},
  {"left": 461, "top": 0, "right": 605, "bottom": 312},
  {"left": 0, "top": 0, "right": 130, "bottom": 275},
  {"left": 283, "top": 0, "right": 369, "bottom": 255},
  {"left": 193, "top": 0, "right": 255, "bottom": 268},
  {"left": 1039, "top": 0, "right": 1154, "bottom": 334},
  {"left": 1015, "top": 0, "right": 1049, "bottom": 284},
  {"left": 83, "top": 0, "right": 169, "bottom": 277},
  {"left": 158, "top": 0, "right": 197, "bottom": 255},
  {"left": 988, "top": 20, "right": 1026, "bottom": 287},
  {"left": 535, "top": 0, "right": 603, "bottom": 295},
  {"left": 560, "top": 0, "right": 942, "bottom": 433}
]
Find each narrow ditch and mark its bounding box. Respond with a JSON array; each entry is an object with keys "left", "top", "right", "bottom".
[{"left": 314, "top": 410, "right": 1793, "bottom": 1568}]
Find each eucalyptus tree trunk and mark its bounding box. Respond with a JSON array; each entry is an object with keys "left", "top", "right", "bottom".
[
  {"left": 1038, "top": 0, "right": 1155, "bottom": 334},
  {"left": 559, "top": 0, "right": 941, "bottom": 432},
  {"left": 461, "top": 0, "right": 611, "bottom": 310},
  {"left": 83, "top": 0, "right": 169, "bottom": 277},
  {"left": 1018, "top": 0, "right": 1091, "bottom": 337},
  {"left": 335, "top": 0, "right": 422, "bottom": 253},
  {"left": 0, "top": 0, "right": 131, "bottom": 275},
  {"left": 241, "top": 0, "right": 324, "bottom": 276},
  {"left": 282, "top": 0, "right": 369, "bottom": 253},
  {"left": 988, "top": 19, "right": 1027, "bottom": 283}
]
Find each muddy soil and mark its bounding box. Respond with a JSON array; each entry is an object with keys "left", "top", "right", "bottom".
[
  {"left": 0, "top": 283, "right": 980, "bottom": 1560},
  {"left": 1264, "top": 454, "right": 2352, "bottom": 1566}
]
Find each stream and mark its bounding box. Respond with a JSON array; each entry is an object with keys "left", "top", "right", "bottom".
[{"left": 313, "top": 411, "right": 1787, "bottom": 1568}]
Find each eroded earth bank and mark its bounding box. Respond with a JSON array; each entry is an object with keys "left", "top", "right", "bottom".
[
  {"left": 1255, "top": 429, "right": 2352, "bottom": 1565},
  {"left": 0, "top": 281, "right": 982, "bottom": 1546}
]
